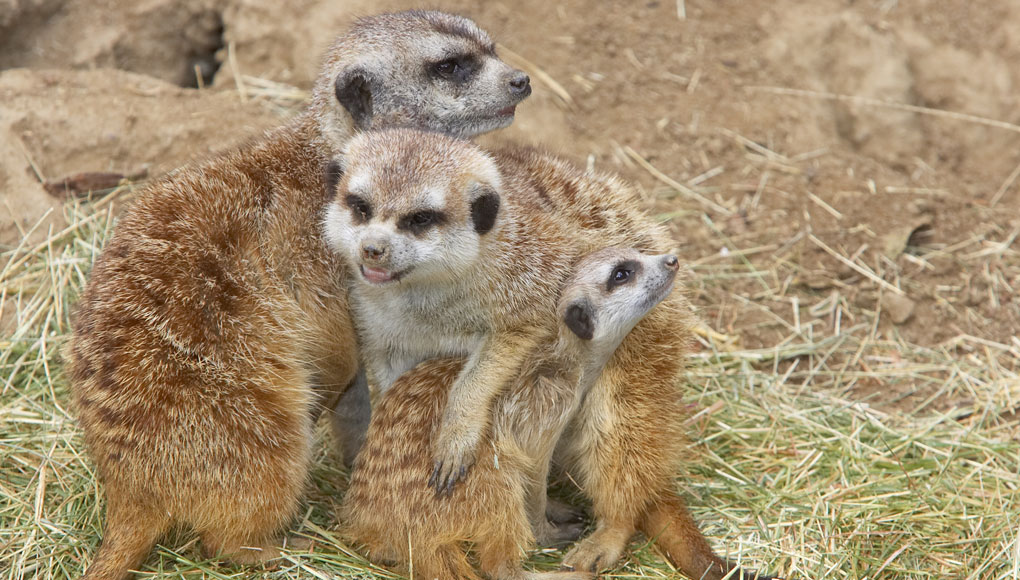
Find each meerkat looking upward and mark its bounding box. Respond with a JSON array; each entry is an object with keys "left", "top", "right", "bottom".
[
  {"left": 324, "top": 128, "right": 772, "bottom": 580},
  {"left": 69, "top": 11, "right": 530, "bottom": 580},
  {"left": 342, "top": 247, "right": 680, "bottom": 580}
]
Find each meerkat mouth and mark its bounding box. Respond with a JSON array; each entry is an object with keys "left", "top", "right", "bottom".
[
  {"left": 643, "top": 273, "right": 678, "bottom": 308},
  {"left": 496, "top": 105, "right": 517, "bottom": 117},
  {"left": 359, "top": 264, "right": 408, "bottom": 284}
]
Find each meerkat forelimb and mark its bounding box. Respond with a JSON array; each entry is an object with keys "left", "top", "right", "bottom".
[
  {"left": 342, "top": 247, "right": 679, "bottom": 580},
  {"left": 70, "top": 11, "right": 531, "bottom": 580}
]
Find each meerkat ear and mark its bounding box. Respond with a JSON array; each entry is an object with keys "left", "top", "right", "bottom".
[
  {"left": 469, "top": 184, "right": 500, "bottom": 235},
  {"left": 324, "top": 158, "right": 345, "bottom": 200},
  {"left": 335, "top": 68, "right": 374, "bottom": 130},
  {"left": 564, "top": 298, "right": 595, "bottom": 341}
]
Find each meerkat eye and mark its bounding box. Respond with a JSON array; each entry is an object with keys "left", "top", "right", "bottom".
[
  {"left": 433, "top": 58, "right": 460, "bottom": 77},
  {"left": 431, "top": 56, "right": 477, "bottom": 82},
  {"left": 344, "top": 194, "right": 372, "bottom": 223},
  {"left": 397, "top": 209, "right": 446, "bottom": 234},
  {"left": 606, "top": 260, "right": 640, "bottom": 291}
]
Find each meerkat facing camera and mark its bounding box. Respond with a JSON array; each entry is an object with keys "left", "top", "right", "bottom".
[
  {"left": 342, "top": 247, "right": 680, "bottom": 580},
  {"left": 323, "top": 130, "right": 580, "bottom": 492},
  {"left": 324, "top": 128, "right": 772, "bottom": 580},
  {"left": 68, "top": 11, "right": 530, "bottom": 580}
]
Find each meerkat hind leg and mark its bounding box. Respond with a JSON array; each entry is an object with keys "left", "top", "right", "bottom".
[
  {"left": 329, "top": 369, "right": 372, "bottom": 467},
  {"left": 546, "top": 497, "right": 585, "bottom": 524},
  {"left": 527, "top": 466, "right": 584, "bottom": 546},
  {"left": 200, "top": 533, "right": 305, "bottom": 567},
  {"left": 200, "top": 520, "right": 313, "bottom": 567},
  {"left": 476, "top": 535, "right": 592, "bottom": 580},
  {"left": 81, "top": 499, "right": 170, "bottom": 580},
  {"left": 561, "top": 520, "right": 633, "bottom": 573}
]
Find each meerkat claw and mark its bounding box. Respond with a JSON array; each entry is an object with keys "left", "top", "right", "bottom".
[{"left": 428, "top": 461, "right": 443, "bottom": 490}]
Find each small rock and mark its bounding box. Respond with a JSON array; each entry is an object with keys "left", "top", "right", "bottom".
[{"left": 881, "top": 293, "right": 916, "bottom": 324}]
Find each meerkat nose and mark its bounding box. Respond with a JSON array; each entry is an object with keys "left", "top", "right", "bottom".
[
  {"left": 509, "top": 71, "right": 531, "bottom": 95},
  {"left": 664, "top": 255, "right": 679, "bottom": 270},
  {"left": 362, "top": 243, "right": 388, "bottom": 261}
]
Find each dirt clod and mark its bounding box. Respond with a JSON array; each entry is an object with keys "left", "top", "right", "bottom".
[{"left": 882, "top": 293, "right": 917, "bottom": 325}]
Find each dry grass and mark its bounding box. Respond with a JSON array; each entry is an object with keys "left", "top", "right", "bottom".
[{"left": 2, "top": 180, "right": 1018, "bottom": 580}]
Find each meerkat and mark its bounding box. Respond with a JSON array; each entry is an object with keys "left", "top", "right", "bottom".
[
  {"left": 68, "top": 11, "right": 530, "bottom": 580},
  {"left": 324, "top": 128, "right": 772, "bottom": 580},
  {"left": 342, "top": 247, "right": 679, "bottom": 580},
  {"left": 323, "top": 129, "right": 587, "bottom": 494}
]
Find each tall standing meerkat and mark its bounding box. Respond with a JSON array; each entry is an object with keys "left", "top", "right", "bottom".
[
  {"left": 323, "top": 128, "right": 772, "bottom": 580},
  {"left": 342, "top": 247, "right": 681, "bottom": 580},
  {"left": 68, "top": 11, "right": 531, "bottom": 580}
]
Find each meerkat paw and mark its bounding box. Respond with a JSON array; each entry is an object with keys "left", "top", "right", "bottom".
[
  {"left": 535, "top": 520, "right": 587, "bottom": 547},
  {"left": 560, "top": 532, "right": 627, "bottom": 574},
  {"left": 281, "top": 536, "right": 314, "bottom": 553},
  {"left": 204, "top": 541, "right": 281, "bottom": 567},
  {"left": 546, "top": 498, "right": 585, "bottom": 524},
  {"left": 428, "top": 423, "right": 481, "bottom": 495},
  {"left": 524, "top": 571, "right": 595, "bottom": 580},
  {"left": 203, "top": 535, "right": 311, "bottom": 568},
  {"left": 728, "top": 563, "right": 780, "bottom": 580}
]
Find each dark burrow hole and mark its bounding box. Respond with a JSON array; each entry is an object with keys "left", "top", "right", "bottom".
[
  {"left": 905, "top": 223, "right": 935, "bottom": 253},
  {"left": 180, "top": 11, "right": 225, "bottom": 88}
]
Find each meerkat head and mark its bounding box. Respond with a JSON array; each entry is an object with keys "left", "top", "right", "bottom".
[
  {"left": 312, "top": 10, "right": 532, "bottom": 153},
  {"left": 558, "top": 248, "right": 681, "bottom": 349},
  {"left": 322, "top": 128, "right": 502, "bottom": 288}
]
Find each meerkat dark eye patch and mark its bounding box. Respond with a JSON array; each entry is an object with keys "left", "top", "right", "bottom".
[
  {"left": 429, "top": 54, "right": 479, "bottom": 83},
  {"left": 606, "top": 260, "right": 641, "bottom": 292},
  {"left": 397, "top": 209, "right": 447, "bottom": 235},
  {"left": 470, "top": 186, "right": 500, "bottom": 235},
  {"left": 564, "top": 299, "right": 595, "bottom": 341},
  {"left": 324, "top": 160, "right": 344, "bottom": 200},
  {"left": 344, "top": 194, "right": 372, "bottom": 223},
  {"left": 335, "top": 68, "right": 374, "bottom": 130}
]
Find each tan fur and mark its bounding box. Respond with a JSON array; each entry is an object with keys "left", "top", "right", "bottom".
[
  {"left": 343, "top": 247, "right": 678, "bottom": 580},
  {"left": 68, "top": 11, "right": 530, "bottom": 580},
  {"left": 329, "top": 129, "right": 770, "bottom": 580},
  {"left": 344, "top": 357, "right": 575, "bottom": 580}
]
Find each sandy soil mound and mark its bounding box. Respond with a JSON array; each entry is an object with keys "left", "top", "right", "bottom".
[{"left": 0, "top": 68, "right": 280, "bottom": 246}]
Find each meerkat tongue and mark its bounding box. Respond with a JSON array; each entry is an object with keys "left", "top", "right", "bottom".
[{"left": 361, "top": 266, "right": 395, "bottom": 284}]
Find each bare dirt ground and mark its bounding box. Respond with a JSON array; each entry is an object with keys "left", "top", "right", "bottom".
[{"left": 3, "top": 0, "right": 1018, "bottom": 409}]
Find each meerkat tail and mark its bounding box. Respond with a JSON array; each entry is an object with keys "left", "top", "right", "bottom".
[
  {"left": 81, "top": 504, "right": 170, "bottom": 580},
  {"left": 639, "top": 492, "right": 747, "bottom": 580}
]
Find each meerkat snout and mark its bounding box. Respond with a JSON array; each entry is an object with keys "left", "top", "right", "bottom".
[
  {"left": 360, "top": 232, "right": 389, "bottom": 260},
  {"left": 508, "top": 70, "right": 531, "bottom": 98},
  {"left": 361, "top": 240, "right": 388, "bottom": 261},
  {"left": 664, "top": 254, "right": 679, "bottom": 269}
]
